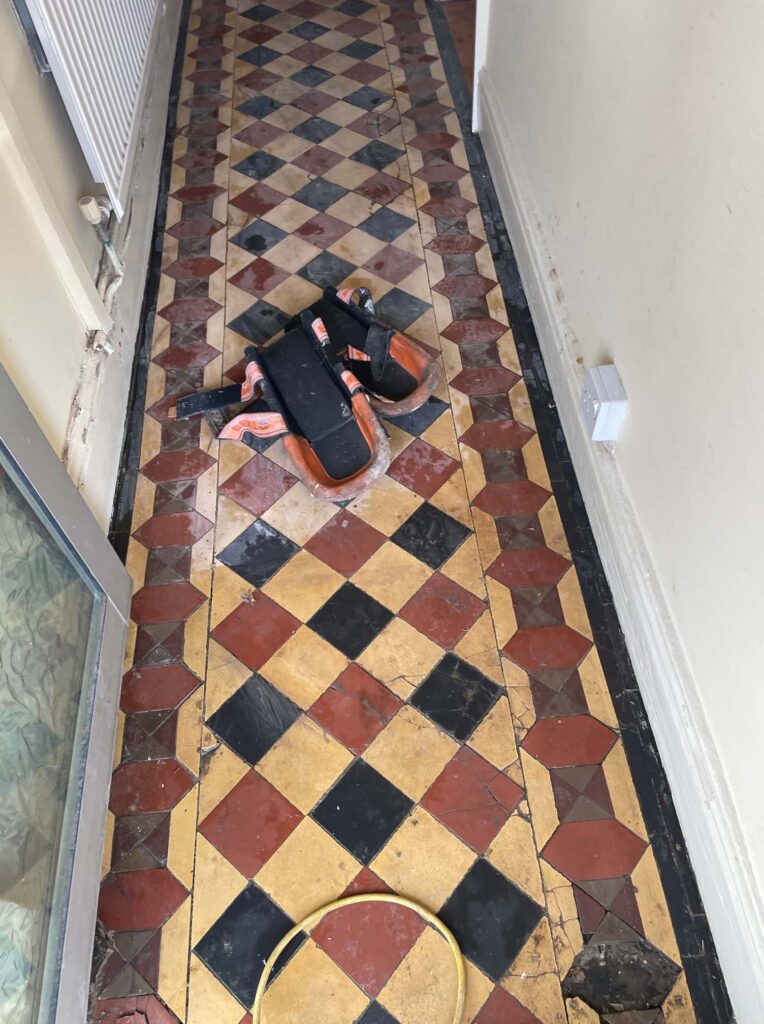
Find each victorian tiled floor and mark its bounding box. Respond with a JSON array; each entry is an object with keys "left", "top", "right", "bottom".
[{"left": 92, "top": 2, "right": 704, "bottom": 1023}]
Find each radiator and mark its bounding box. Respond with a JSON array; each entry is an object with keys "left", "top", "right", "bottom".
[{"left": 25, "top": 0, "right": 162, "bottom": 217}]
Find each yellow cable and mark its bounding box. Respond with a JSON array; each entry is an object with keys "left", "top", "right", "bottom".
[{"left": 252, "top": 893, "right": 466, "bottom": 1024}]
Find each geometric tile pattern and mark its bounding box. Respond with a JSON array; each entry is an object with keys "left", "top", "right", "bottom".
[{"left": 93, "top": 1, "right": 698, "bottom": 1023}]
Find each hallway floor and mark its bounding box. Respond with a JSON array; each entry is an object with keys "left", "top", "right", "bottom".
[{"left": 92, "top": 2, "right": 708, "bottom": 1022}]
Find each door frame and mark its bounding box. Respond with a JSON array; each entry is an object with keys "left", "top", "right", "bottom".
[{"left": 473, "top": 0, "right": 491, "bottom": 131}]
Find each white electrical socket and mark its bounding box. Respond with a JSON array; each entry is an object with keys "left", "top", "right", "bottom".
[{"left": 581, "top": 365, "right": 628, "bottom": 442}]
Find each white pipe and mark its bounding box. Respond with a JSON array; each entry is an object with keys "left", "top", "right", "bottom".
[{"left": 79, "top": 195, "right": 125, "bottom": 353}]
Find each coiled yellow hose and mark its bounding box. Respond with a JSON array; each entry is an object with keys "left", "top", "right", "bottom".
[{"left": 252, "top": 892, "right": 466, "bottom": 1024}]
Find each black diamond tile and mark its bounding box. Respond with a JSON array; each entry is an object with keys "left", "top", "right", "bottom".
[
  {"left": 293, "top": 115, "right": 341, "bottom": 143},
  {"left": 232, "top": 151, "right": 285, "bottom": 181},
  {"left": 345, "top": 85, "right": 390, "bottom": 111},
  {"left": 194, "top": 883, "right": 305, "bottom": 1007},
  {"left": 236, "top": 94, "right": 283, "bottom": 119},
  {"left": 240, "top": 44, "right": 281, "bottom": 67},
  {"left": 307, "top": 581, "right": 392, "bottom": 659},
  {"left": 292, "top": 177, "right": 347, "bottom": 212},
  {"left": 312, "top": 761, "right": 412, "bottom": 864},
  {"left": 391, "top": 502, "right": 470, "bottom": 570},
  {"left": 228, "top": 299, "right": 289, "bottom": 346},
  {"left": 392, "top": 396, "right": 448, "bottom": 437},
  {"left": 337, "top": 0, "right": 372, "bottom": 15},
  {"left": 352, "top": 140, "right": 405, "bottom": 170},
  {"left": 290, "top": 20, "right": 329, "bottom": 41},
  {"left": 291, "top": 65, "right": 334, "bottom": 87},
  {"left": 357, "top": 1002, "right": 400, "bottom": 1024},
  {"left": 207, "top": 675, "right": 301, "bottom": 766},
  {"left": 439, "top": 859, "right": 543, "bottom": 982},
  {"left": 359, "top": 207, "right": 415, "bottom": 242},
  {"left": 340, "top": 39, "right": 381, "bottom": 59},
  {"left": 241, "top": 3, "right": 278, "bottom": 21},
  {"left": 373, "top": 287, "right": 430, "bottom": 330},
  {"left": 230, "top": 219, "right": 287, "bottom": 256},
  {"left": 298, "top": 251, "right": 356, "bottom": 290},
  {"left": 218, "top": 520, "right": 298, "bottom": 588},
  {"left": 411, "top": 654, "right": 501, "bottom": 742}
]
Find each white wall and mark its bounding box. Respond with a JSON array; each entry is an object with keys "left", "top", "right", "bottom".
[{"left": 479, "top": 1, "right": 764, "bottom": 1019}]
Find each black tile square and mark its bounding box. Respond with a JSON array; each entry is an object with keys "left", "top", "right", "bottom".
[
  {"left": 340, "top": 39, "right": 381, "bottom": 60},
  {"left": 240, "top": 44, "right": 281, "bottom": 67},
  {"left": 232, "top": 151, "right": 285, "bottom": 181},
  {"left": 391, "top": 502, "right": 470, "bottom": 570},
  {"left": 307, "top": 581, "right": 393, "bottom": 659},
  {"left": 312, "top": 761, "right": 412, "bottom": 863},
  {"left": 241, "top": 4, "right": 279, "bottom": 22},
  {"left": 292, "top": 177, "right": 347, "bottom": 212},
  {"left": 439, "top": 859, "right": 543, "bottom": 981},
  {"left": 293, "top": 115, "right": 341, "bottom": 143},
  {"left": 345, "top": 85, "right": 390, "bottom": 111},
  {"left": 291, "top": 65, "right": 334, "bottom": 88},
  {"left": 194, "top": 883, "right": 304, "bottom": 1006},
  {"left": 359, "top": 207, "right": 415, "bottom": 242},
  {"left": 228, "top": 299, "right": 289, "bottom": 346},
  {"left": 207, "top": 675, "right": 301, "bottom": 766},
  {"left": 236, "top": 94, "right": 283, "bottom": 119},
  {"left": 298, "top": 251, "right": 356, "bottom": 290},
  {"left": 392, "top": 396, "right": 448, "bottom": 437},
  {"left": 218, "top": 520, "right": 298, "bottom": 587},
  {"left": 230, "top": 219, "right": 287, "bottom": 256},
  {"left": 290, "top": 20, "right": 329, "bottom": 41},
  {"left": 357, "top": 1002, "right": 400, "bottom": 1024},
  {"left": 351, "top": 140, "right": 405, "bottom": 170},
  {"left": 373, "top": 287, "right": 430, "bottom": 330},
  {"left": 411, "top": 654, "right": 501, "bottom": 742}
]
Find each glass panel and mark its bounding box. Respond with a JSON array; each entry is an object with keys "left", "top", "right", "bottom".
[{"left": 0, "top": 457, "right": 104, "bottom": 1024}]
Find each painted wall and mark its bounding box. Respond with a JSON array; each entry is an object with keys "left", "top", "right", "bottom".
[
  {"left": 0, "top": 2, "right": 182, "bottom": 526},
  {"left": 480, "top": 0, "right": 764, "bottom": 1017}
]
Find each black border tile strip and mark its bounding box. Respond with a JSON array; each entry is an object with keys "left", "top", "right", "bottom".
[
  {"left": 108, "top": 0, "right": 193, "bottom": 563},
  {"left": 425, "top": 2, "right": 734, "bottom": 1021}
]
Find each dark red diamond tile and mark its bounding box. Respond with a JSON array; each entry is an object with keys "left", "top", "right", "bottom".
[
  {"left": 109, "top": 759, "right": 194, "bottom": 816},
  {"left": 421, "top": 747, "right": 522, "bottom": 853},
  {"left": 347, "top": 113, "right": 398, "bottom": 140},
  {"left": 312, "top": 900, "right": 425, "bottom": 997},
  {"left": 522, "top": 715, "right": 617, "bottom": 768},
  {"left": 153, "top": 341, "right": 220, "bottom": 371},
  {"left": 230, "top": 180, "right": 285, "bottom": 217},
  {"left": 343, "top": 61, "right": 387, "bottom": 85},
  {"left": 542, "top": 820, "right": 648, "bottom": 881},
  {"left": 434, "top": 274, "right": 495, "bottom": 299},
  {"left": 237, "top": 67, "right": 279, "bottom": 91},
  {"left": 292, "top": 91, "right": 337, "bottom": 117},
  {"left": 473, "top": 986, "right": 542, "bottom": 1024},
  {"left": 98, "top": 868, "right": 187, "bottom": 932},
  {"left": 199, "top": 770, "right": 302, "bottom": 876},
  {"left": 400, "top": 572, "right": 484, "bottom": 649},
  {"left": 473, "top": 480, "right": 550, "bottom": 518},
  {"left": 175, "top": 149, "right": 227, "bottom": 171},
  {"left": 356, "top": 171, "right": 410, "bottom": 206},
  {"left": 166, "top": 215, "right": 224, "bottom": 241},
  {"left": 459, "top": 419, "right": 534, "bottom": 452},
  {"left": 410, "top": 130, "right": 459, "bottom": 151},
  {"left": 141, "top": 448, "right": 216, "bottom": 484},
  {"left": 290, "top": 41, "right": 332, "bottom": 64},
  {"left": 304, "top": 510, "right": 385, "bottom": 576},
  {"left": 504, "top": 624, "right": 592, "bottom": 672},
  {"left": 131, "top": 582, "right": 206, "bottom": 625},
  {"left": 574, "top": 885, "right": 608, "bottom": 937},
  {"left": 293, "top": 143, "right": 345, "bottom": 175},
  {"left": 487, "top": 547, "right": 571, "bottom": 590},
  {"left": 184, "top": 91, "right": 228, "bottom": 110},
  {"left": 158, "top": 296, "right": 222, "bottom": 324},
  {"left": 172, "top": 183, "right": 224, "bottom": 205},
  {"left": 441, "top": 318, "right": 506, "bottom": 345},
  {"left": 414, "top": 163, "right": 468, "bottom": 183},
  {"left": 291, "top": 0, "right": 322, "bottom": 14},
  {"left": 309, "top": 664, "right": 402, "bottom": 755},
  {"left": 450, "top": 366, "right": 519, "bottom": 396},
  {"left": 134, "top": 511, "right": 214, "bottom": 548},
  {"left": 426, "top": 234, "right": 484, "bottom": 256},
  {"left": 387, "top": 438, "right": 458, "bottom": 498},
  {"left": 188, "top": 67, "right": 231, "bottom": 85},
  {"left": 337, "top": 16, "right": 376, "bottom": 36},
  {"left": 164, "top": 256, "right": 224, "bottom": 280},
  {"left": 234, "top": 120, "right": 283, "bottom": 149},
  {"left": 219, "top": 453, "right": 297, "bottom": 517},
  {"left": 229, "top": 257, "right": 290, "bottom": 297},
  {"left": 239, "top": 23, "right": 279, "bottom": 44},
  {"left": 362, "top": 244, "right": 423, "bottom": 285},
  {"left": 121, "top": 664, "right": 201, "bottom": 714},
  {"left": 421, "top": 195, "right": 477, "bottom": 217},
  {"left": 211, "top": 592, "right": 300, "bottom": 670},
  {"left": 295, "top": 212, "right": 352, "bottom": 248},
  {"left": 343, "top": 866, "right": 392, "bottom": 896},
  {"left": 93, "top": 995, "right": 182, "bottom": 1024}
]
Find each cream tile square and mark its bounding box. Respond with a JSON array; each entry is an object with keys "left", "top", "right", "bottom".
[
  {"left": 261, "top": 625, "right": 348, "bottom": 708},
  {"left": 328, "top": 190, "right": 381, "bottom": 226},
  {"left": 329, "top": 227, "right": 387, "bottom": 267},
  {"left": 323, "top": 158, "right": 376, "bottom": 191},
  {"left": 378, "top": 928, "right": 461, "bottom": 1024},
  {"left": 262, "top": 196, "right": 315, "bottom": 232},
  {"left": 262, "top": 482, "right": 337, "bottom": 544},
  {"left": 263, "top": 548, "right": 344, "bottom": 621},
  {"left": 486, "top": 814, "right": 544, "bottom": 905},
  {"left": 363, "top": 706, "right": 458, "bottom": 800},
  {"left": 263, "top": 940, "right": 369, "bottom": 1024},
  {"left": 350, "top": 542, "right": 431, "bottom": 612},
  {"left": 267, "top": 234, "right": 323, "bottom": 274},
  {"left": 348, "top": 474, "right": 423, "bottom": 535},
  {"left": 258, "top": 715, "right": 353, "bottom": 813},
  {"left": 358, "top": 618, "right": 442, "bottom": 697}
]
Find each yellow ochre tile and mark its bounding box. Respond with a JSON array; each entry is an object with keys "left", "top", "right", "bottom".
[
  {"left": 487, "top": 814, "right": 544, "bottom": 906},
  {"left": 363, "top": 706, "right": 458, "bottom": 800},
  {"left": 263, "top": 940, "right": 369, "bottom": 1024},
  {"left": 358, "top": 618, "right": 442, "bottom": 699},
  {"left": 187, "top": 954, "right": 245, "bottom": 1024},
  {"left": 263, "top": 548, "right": 344, "bottom": 621},
  {"left": 348, "top": 474, "right": 424, "bottom": 536},
  {"left": 351, "top": 542, "right": 431, "bottom": 612},
  {"left": 378, "top": 925, "right": 461, "bottom": 1024},
  {"left": 262, "top": 482, "right": 338, "bottom": 545},
  {"left": 258, "top": 715, "right": 353, "bottom": 813},
  {"left": 261, "top": 626, "right": 348, "bottom": 709}
]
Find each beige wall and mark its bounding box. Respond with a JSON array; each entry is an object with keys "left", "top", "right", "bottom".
[{"left": 481, "top": 0, "right": 764, "bottom": 1017}]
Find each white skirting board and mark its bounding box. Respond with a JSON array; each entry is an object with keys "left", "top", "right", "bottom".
[{"left": 477, "top": 68, "right": 764, "bottom": 1022}]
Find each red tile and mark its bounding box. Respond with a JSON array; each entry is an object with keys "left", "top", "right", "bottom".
[
  {"left": 426, "top": 233, "right": 484, "bottom": 256},
  {"left": 410, "top": 130, "right": 459, "bottom": 151},
  {"left": 239, "top": 23, "right": 279, "bottom": 44},
  {"left": 337, "top": 16, "right": 377, "bottom": 36},
  {"left": 199, "top": 770, "right": 302, "bottom": 876},
  {"left": 441, "top": 318, "right": 506, "bottom": 345},
  {"left": 473, "top": 986, "right": 542, "bottom": 1024},
  {"left": 164, "top": 256, "right": 224, "bottom": 280},
  {"left": 387, "top": 438, "right": 459, "bottom": 499},
  {"left": 522, "top": 715, "right": 617, "bottom": 768},
  {"left": 348, "top": 112, "right": 399, "bottom": 140},
  {"left": 158, "top": 296, "right": 222, "bottom": 324},
  {"left": 573, "top": 886, "right": 607, "bottom": 936},
  {"left": 93, "top": 995, "right": 182, "bottom": 1024},
  {"left": 229, "top": 180, "right": 284, "bottom": 217},
  {"left": 228, "top": 257, "right": 290, "bottom": 298},
  {"left": 504, "top": 625, "right": 592, "bottom": 672},
  {"left": 400, "top": 572, "right": 484, "bottom": 649},
  {"left": 343, "top": 866, "right": 392, "bottom": 896},
  {"left": 356, "top": 172, "right": 411, "bottom": 206},
  {"left": 304, "top": 510, "right": 385, "bottom": 576},
  {"left": 237, "top": 68, "right": 279, "bottom": 91},
  {"left": 295, "top": 212, "right": 352, "bottom": 249},
  {"left": 542, "top": 820, "right": 648, "bottom": 881},
  {"left": 292, "top": 90, "right": 337, "bottom": 117},
  {"left": 131, "top": 582, "right": 206, "bottom": 625},
  {"left": 293, "top": 144, "right": 344, "bottom": 175},
  {"left": 487, "top": 547, "right": 570, "bottom": 590},
  {"left": 234, "top": 121, "right": 284, "bottom": 150},
  {"left": 166, "top": 215, "right": 224, "bottom": 241},
  {"left": 473, "top": 481, "right": 550, "bottom": 519},
  {"left": 421, "top": 195, "right": 477, "bottom": 217},
  {"left": 415, "top": 162, "right": 468, "bottom": 183},
  {"left": 121, "top": 664, "right": 201, "bottom": 713},
  {"left": 211, "top": 592, "right": 300, "bottom": 670},
  {"left": 459, "top": 419, "right": 533, "bottom": 452},
  {"left": 450, "top": 366, "right": 519, "bottom": 396},
  {"left": 309, "top": 664, "right": 402, "bottom": 755},
  {"left": 291, "top": 0, "right": 322, "bottom": 14},
  {"left": 98, "top": 868, "right": 187, "bottom": 932},
  {"left": 313, "top": 900, "right": 425, "bottom": 997},
  {"left": 172, "top": 183, "right": 224, "bottom": 204},
  {"left": 141, "top": 448, "right": 215, "bottom": 483},
  {"left": 219, "top": 453, "right": 297, "bottom": 517},
  {"left": 134, "top": 511, "right": 214, "bottom": 548},
  {"left": 362, "top": 245, "right": 424, "bottom": 285},
  {"left": 434, "top": 274, "right": 494, "bottom": 299},
  {"left": 154, "top": 341, "right": 220, "bottom": 370},
  {"left": 343, "top": 61, "right": 388, "bottom": 85},
  {"left": 289, "top": 41, "right": 332, "bottom": 64},
  {"left": 421, "top": 747, "right": 522, "bottom": 853},
  {"left": 109, "top": 759, "right": 194, "bottom": 816}
]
